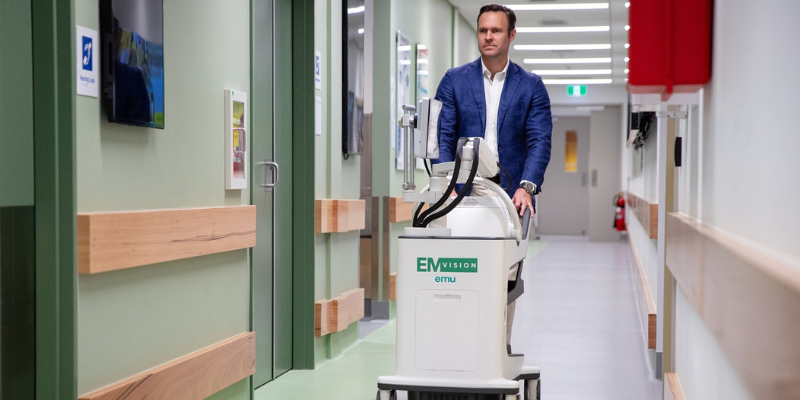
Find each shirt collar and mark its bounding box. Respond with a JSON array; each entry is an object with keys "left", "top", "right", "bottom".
[{"left": 481, "top": 57, "right": 510, "bottom": 81}]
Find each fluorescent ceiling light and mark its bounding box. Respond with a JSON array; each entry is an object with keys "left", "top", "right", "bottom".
[
  {"left": 347, "top": 5, "right": 365, "bottom": 14},
  {"left": 516, "top": 26, "right": 609, "bottom": 33},
  {"left": 576, "top": 106, "right": 605, "bottom": 111},
  {"left": 624, "top": 43, "right": 630, "bottom": 49},
  {"left": 624, "top": 69, "right": 629, "bottom": 74},
  {"left": 542, "top": 78, "right": 613, "bottom": 84},
  {"left": 624, "top": 57, "right": 630, "bottom": 62},
  {"left": 506, "top": 3, "right": 609, "bottom": 11},
  {"left": 625, "top": 2, "right": 630, "bottom": 8},
  {"left": 357, "top": 28, "right": 364, "bottom": 34},
  {"left": 532, "top": 69, "right": 612, "bottom": 75},
  {"left": 515, "top": 44, "right": 611, "bottom": 51},
  {"left": 524, "top": 57, "right": 611, "bottom": 64},
  {"left": 625, "top": 25, "right": 630, "bottom": 31}
]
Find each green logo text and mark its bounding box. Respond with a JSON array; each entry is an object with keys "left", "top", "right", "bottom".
[{"left": 416, "top": 257, "right": 478, "bottom": 273}]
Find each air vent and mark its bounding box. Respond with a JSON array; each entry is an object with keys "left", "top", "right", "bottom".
[{"left": 541, "top": 19, "right": 567, "bottom": 26}]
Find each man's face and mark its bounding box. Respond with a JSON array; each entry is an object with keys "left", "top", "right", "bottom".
[{"left": 478, "top": 11, "right": 516, "bottom": 60}]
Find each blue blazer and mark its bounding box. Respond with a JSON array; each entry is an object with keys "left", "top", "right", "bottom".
[{"left": 434, "top": 58, "right": 552, "bottom": 199}]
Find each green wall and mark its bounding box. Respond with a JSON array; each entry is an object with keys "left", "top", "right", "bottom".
[
  {"left": 0, "top": 0, "right": 34, "bottom": 207},
  {"left": 372, "top": 0, "right": 475, "bottom": 287},
  {"left": 312, "top": 0, "right": 364, "bottom": 365},
  {"left": 74, "top": 1, "right": 251, "bottom": 398}
]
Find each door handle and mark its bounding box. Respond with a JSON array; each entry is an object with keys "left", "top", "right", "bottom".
[{"left": 257, "top": 160, "right": 280, "bottom": 191}]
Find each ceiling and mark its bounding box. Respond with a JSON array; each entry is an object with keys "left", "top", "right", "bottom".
[{"left": 447, "top": 0, "right": 630, "bottom": 87}]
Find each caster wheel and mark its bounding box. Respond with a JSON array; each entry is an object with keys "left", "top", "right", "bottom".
[
  {"left": 375, "top": 389, "right": 397, "bottom": 400},
  {"left": 524, "top": 379, "right": 541, "bottom": 400}
]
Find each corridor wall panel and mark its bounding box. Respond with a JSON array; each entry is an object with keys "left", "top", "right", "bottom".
[{"left": 74, "top": 0, "right": 253, "bottom": 398}]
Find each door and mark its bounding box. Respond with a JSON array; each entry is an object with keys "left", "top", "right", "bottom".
[
  {"left": 251, "top": 0, "right": 294, "bottom": 387},
  {"left": 537, "top": 117, "right": 591, "bottom": 235}
]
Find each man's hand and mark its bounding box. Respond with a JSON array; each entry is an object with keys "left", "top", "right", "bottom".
[{"left": 512, "top": 188, "right": 534, "bottom": 217}]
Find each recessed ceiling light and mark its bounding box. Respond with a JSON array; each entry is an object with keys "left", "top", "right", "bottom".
[
  {"left": 625, "top": 25, "right": 630, "bottom": 31},
  {"left": 624, "top": 57, "right": 630, "bottom": 62},
  {"left": 514, "top": 44, "right": 612, "bottom": 51},
  {"left": 532, "top": 69, "right": 612, "bottom": 75},
  {"left": 506, "top": 3, "right": 609, "bottom": 11},
  {"left": 358, "top": 28, "right": 364, "bottom": 34},
  {"left": 625, "top": 2, "right": 631, "bottom": 8},
  {"left": 624, "top": 43, "right": 630, "bottom": 49},
  {"left": 624, "top": 69, "right": 629, "bottom": 74},
  {"left": 347, "top": 5, "right": 364, "bottom": 14},
  {"left": 516, "top": 26, "right": 610, "bottom": 33},
  {"left": 524, "top": 57, "right": 612, "bottom": 64},
  {"left": 542, "top": 78, "right": 613, "bottom": 84},
  {"left": 576, "top": 106, "right": 605, "bottom": 111}
]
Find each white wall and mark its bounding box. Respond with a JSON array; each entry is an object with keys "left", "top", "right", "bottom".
[{"left": 670, "top": 1, "right": 800, "bottom": 399}]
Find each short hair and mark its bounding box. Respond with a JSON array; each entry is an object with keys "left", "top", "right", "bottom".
[{"left": 477, "top": 4, "right": 517, "bottom": 35}]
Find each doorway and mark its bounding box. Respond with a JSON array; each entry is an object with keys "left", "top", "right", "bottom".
[{"left": 251, "top": 0, "right": 294, "bottom": 387}]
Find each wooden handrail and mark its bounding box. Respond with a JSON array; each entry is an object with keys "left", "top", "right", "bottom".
[
  {"left": 78, "top": 206, "right": 256, "bottom": 274},
  {"left": 626, "top": 192, "right": 658, "bottom": 238},
  {"left": 315, "top": 288, "right": 365, "bottom": 337},
  {"left": 664, "top": 373, "right": 687, "bottom": 400},
  {"left": 666, "top": 212, "right": 800, "bottom": 399},
  {"left": 79, "top": 332, "right": 255, "bottom": 400},
  {"left": 315, "top": 199, "right": 366, "bottom": 233},
  {"left": 628, "top": 234, "right": 657, "bottom": 349}
]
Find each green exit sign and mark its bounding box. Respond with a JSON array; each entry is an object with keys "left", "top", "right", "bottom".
[{"left": 567, "top": 85, "right": 587, "bottom": 97}]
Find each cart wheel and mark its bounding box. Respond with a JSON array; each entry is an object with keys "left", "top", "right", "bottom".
[
  {"left": 376, "top": 389, "right": 397, "bottom": 400},
  {"left": 524, "top": 379, "right": 541, "bottom": 400}
]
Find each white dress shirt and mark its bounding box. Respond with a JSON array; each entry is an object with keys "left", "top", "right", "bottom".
[{"left": 481, "top": 58, "right": 509, "bottom": 161}]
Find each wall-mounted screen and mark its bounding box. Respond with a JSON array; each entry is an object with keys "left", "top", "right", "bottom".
[{"left": 101, "top": 0, "right": 165, "bottom": 129}]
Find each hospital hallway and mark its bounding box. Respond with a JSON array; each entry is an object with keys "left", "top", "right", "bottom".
[{"left": 256, "top": 235, "right": 661, "bottom": 399}]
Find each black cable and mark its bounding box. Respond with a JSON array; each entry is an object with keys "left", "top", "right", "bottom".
[
  {"left": 424, "top": 159, "right": 431, "bottom": 177},
  {"left": 497, "top": 162, "right": 513, "bottom": 192},
  {"left": 414, "top": 146, "right": 463, "bottom": 227},
  {"left": 421, "top": 140, "right": 481, "bottom": 227}
]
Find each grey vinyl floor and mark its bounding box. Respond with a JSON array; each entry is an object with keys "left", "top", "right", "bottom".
[{"left": 512, "top": 235, "right": 662, "bottom": 400}]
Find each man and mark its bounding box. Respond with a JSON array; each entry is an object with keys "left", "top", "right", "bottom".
[
  {"left": 435, "top": 4, "right": 551, "bottom": 216},
  {"left": 433, "top": 4, "right": 552, "bottom": 345}
]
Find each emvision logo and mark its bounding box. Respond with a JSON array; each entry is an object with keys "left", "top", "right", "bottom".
[{"left": 416, "top": 257, "right": 478, "bottom": 273}]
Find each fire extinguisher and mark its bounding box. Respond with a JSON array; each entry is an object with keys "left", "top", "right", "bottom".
[{"left": 614, "top": 193, "right": 626, "bottom": 231}]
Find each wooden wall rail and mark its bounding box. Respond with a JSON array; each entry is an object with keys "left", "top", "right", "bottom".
[
  {"left": 666, "top": 212, "right": 800, "bottom": 399},
  {"left": 389, "top": 272, "right": 397, "bottom": 300},
  {"left": 626, "top": 192, "right": 658, "bottom": 238},
  {"left": 389, "top": 197, "right": 414, "bottom": 223},
  {"left": 315, "top": 288, "right": 365, "bottom": 337},
  {"left": 78, "top": 206, "right": 256, "bottom": 274},
  {"left": 627, "top": 234, "right": 657, "bottom": 349},
  {"left": 664, "top": 373, "right": 687, "bottom": 400},
  {"left": 315, "top": 199, "right": 366, "bottom": 233},
  {"left": 79, "top": 332, "right": 255, "bottom": 400}
]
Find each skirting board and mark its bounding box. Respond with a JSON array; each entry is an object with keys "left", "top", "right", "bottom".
[
  {"left": 666, "top": 212, "right": 800, "bottom": 399},
  {"left": 626, "top": 192, "right": 658, "bottom": 239},
  {"left": 315, "top": 199, "right": 366, "bottom": 233},
  {"left": 79, "top": 332, "right": 255, "bottom": 400},
  {"left": 78, "top": 206, "right": 256, "bottom": 274},
  {"left": 315, "top": 288, "right": 365, "bottom": 337},
  {"left": 664, "top": 373, "right": 687, "bottom": 400},
  {"left": 627, "top": 233, "right": 657, "bottom": 349}
]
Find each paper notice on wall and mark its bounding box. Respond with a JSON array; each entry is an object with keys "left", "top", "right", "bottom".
[{"left": 76, "top": 25, "right": 98, "bottom": 97}]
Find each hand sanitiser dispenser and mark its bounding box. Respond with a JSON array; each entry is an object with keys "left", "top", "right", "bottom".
[{"left": 377, "top": 99, "right": 541, "bottom": 400}]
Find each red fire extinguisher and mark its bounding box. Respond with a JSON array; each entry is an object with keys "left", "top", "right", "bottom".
[{"left": 614, "top": 193, "right": 626, "bottom": 231}]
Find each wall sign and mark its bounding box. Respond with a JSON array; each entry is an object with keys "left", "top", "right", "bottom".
[
  {"left": 76, "top": 25, "right": 98, "bottom": 97},
  {"left": 315, "top": 50, "right": 322, "bottom": 90}
]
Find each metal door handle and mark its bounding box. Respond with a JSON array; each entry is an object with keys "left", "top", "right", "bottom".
[{"left": 257, "top": 160, "right": 280, "bottom": 190}]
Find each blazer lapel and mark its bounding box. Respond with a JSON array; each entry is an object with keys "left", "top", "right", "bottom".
[
  {"left": 497, "top": 62, "right": 522, "bottom": 135},
  {"left": 467, "top": 59, "right": 486, "bottom": 133}
]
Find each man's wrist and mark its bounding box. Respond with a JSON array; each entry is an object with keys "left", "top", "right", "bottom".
[{"left": 519, "top": 180, "right": 539, "bottom": 195}]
